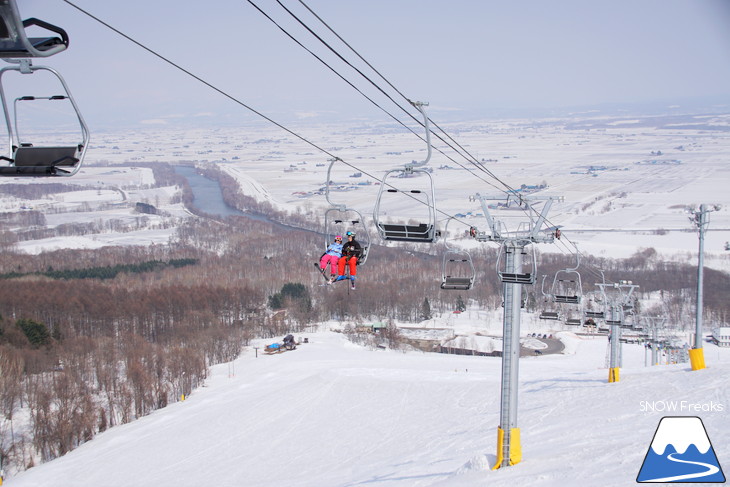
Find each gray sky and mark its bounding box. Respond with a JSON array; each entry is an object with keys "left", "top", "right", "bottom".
[{"left": 16, "top": 0, "right": 730, "bottom": 129}]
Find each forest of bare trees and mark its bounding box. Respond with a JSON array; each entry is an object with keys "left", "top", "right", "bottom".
[{"left": 0, "top": 163, "right": 727, "bottom": 476}]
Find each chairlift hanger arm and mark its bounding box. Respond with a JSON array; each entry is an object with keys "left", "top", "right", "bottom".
[{"left": 407, "top": 100, "right": 431, "bottom": 169}]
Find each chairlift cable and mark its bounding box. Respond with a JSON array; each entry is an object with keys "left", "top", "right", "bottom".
[
  {"left": 60, "top": 0, "right": 474, "bottom": 230},
  {"left": 252, "top": 0, "right": 507, "bottom": 194},
  {"left": 295, "top": 0, "right": 517, "bottom": 195},
  {"left": 291, "top": 2, "right": 636, "bottom": 285}
]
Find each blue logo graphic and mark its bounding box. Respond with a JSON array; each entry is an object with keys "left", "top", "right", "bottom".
[{"left": 637, "top": 416, "right": 725, "bottom": 483}]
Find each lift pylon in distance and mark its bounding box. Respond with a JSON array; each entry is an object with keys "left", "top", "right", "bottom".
[
  {"left": 0, "top": 0, "right": 89, "bottom": 177},
  {"left": 373, "top": 101, "right": 439, "bottom": 243}
]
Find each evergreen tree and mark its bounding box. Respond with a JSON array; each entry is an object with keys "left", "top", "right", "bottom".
[
  {"left": 421, "top": 297, "right": 432, "bottom": 321},
  {"left": 456, "top": 295, "right": 466, "bottom": 312},
  {"left": 16, "top": 318, "right": 51, "bottom": 348}
]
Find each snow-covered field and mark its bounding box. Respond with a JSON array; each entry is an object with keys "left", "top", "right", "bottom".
[
  {"left": 2, "top": 112, "right": 729, "bottom": 485},
  {"left": 7, "top": 315, "right": 729, "bottom": 487},
  {"left": 2, "top": 112, "right": 729, "bottom": 269}
]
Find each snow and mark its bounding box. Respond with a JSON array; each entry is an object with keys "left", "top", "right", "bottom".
[
  {"left": 7, "top": 317, "right": 730, "bottom": 487},
  {"left": 2, "top": 114, "right": 730, "bottom": 485}
]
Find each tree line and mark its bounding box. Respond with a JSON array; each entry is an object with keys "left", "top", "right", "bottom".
[{"left": 0, "top": 162, "right": 727, "bottom": 476}]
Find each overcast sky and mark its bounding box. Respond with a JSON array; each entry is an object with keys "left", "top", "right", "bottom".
[{"left": 15, "top": 0, "right": 730, "bottom": 129}]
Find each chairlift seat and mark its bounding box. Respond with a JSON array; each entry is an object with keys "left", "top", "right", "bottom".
[
  {"left": 441, "top": 277, "right": 473, "bottom": 290},
  {"left": 554, "top": 295, "right": 581, "bottom": 304},
  {"left": 606, "top": 320, "right": 622, "bottom": 326},
  {"left": 378, "top": 223, "right": 436, "bottom": 242},
  {"left": 0, "top": 36, "right": 65, "bottom": 57},
  {"left": 0, "top": 145, "right": 80, "bottom": 176},
  {"left": 585, "top": 311, "right": 604, "bottom": 319},
  {"left": 565, "top": 318, "right": 581, "bottom": 326},
  {"left": 539, "top": 311, "right": 559, "bottom": 320},
  {"left": 500, "top": 272, "right": 534, "bottom": 284}
]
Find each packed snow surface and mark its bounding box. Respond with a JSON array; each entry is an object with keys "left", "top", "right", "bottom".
[{"left": 9, "top": 327, "right": 730, "bottom": 487}]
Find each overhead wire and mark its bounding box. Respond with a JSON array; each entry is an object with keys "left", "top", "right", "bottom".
[
  {"left": 282, "top": 1, "right": 605, "bottom": 278},
  {"left": 63, "top": 0, "right": 620, "bottom": 286},
  {"left": 59, "top": 0, "right": 472, "bottom": 229},
  {"left": 294, "top": 0, "right": 515, "bottom": 191},
  {"left": 250, "top": 0, "right": 508, "bottom": 197}
]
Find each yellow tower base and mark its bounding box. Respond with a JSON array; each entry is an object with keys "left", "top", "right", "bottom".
[
  {"left": 689, "top": 348, "right": 706, "bottom": 371},
  {"left": 492, "top": 427, "right": 522, "bottom": 469},
  {"left": 608, "top": 367, "right": 620, "bottom": 383}
]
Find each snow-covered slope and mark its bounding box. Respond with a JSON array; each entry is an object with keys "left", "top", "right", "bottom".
[{"left": 9, "top": 328, "right": 730, "bottom": 487}]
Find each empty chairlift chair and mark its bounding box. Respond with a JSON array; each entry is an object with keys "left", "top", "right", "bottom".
[
  {"left": 0, "top": 0, "right": 89, "bottom": 176},
  {"left": 538, "top": 276, "right": 560, "bottom": 320},
  {"left": 440, "top": 219, "right": 475, "bottom": 290},
  {"left": 497, "top": 243, "right": 536, "bottom": 284},
  {"left": 539, "top": 310, "right": 560, "bottom": 321},
  {"left": 373, "top": 101, "right": 439, "bottom": 243},
  {"left": 551, "top": 261, "right": 583, "bottom": 304}
]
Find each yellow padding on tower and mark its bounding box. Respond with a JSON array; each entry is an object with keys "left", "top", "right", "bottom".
[
  {"left": 608, "top": 367, "right": 620, "bottom": 383},
  {"left": 689, "top": 348, "right": 705, "bottom": 370},
  {"left": 492, "top": 427, "right": 522, "bottom": 469}
]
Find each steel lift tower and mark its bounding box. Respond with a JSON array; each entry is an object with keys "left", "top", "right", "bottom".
[
  {"left": 688, "top": 204, "right": 720, "bottom": 371},
  {"left": 596, "top": 280, "right": 639, "bottom": 383},
  {"left": 471, "top": 193, "right": 560, "bottom": 468}
]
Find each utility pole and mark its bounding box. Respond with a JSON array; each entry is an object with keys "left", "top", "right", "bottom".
[
  {"left": 472, "top": 193, "right": 560, "bottom": 469},
  {"left": 688, "top": 204, "right": 720, "bottom": 370}
]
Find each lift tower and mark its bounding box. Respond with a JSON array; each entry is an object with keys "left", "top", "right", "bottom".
[
  {"left": 471, "top": 193, "right": 560, "bottom": 468},
  {"left": 688, "top": 204, "right": 719, "bottom": 370},
  {"left": 596, "top": 280, "right": 638, "bottom": 382}
]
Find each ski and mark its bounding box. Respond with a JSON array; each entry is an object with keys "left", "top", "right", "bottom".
[{"left": 314, "top": 263, "right": 333, "bottom": 283}]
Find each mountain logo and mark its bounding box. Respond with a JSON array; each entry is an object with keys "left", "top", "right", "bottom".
[{"left": 637, "top": 416, "right": 725, "bottom": 483}]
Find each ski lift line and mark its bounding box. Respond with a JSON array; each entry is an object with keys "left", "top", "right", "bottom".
[
  {"left": 254, "top": 0, "right": 508, "bottom": 195},
  {"left": 294, "top": 0, "right": 518, "bottom": 196},
  {"left": 66, "top": 0, "right": 576, "bottom": 258},
  {"left": 61, "top": 1, "right": 478, "bottom": 231},
  {"left": 59, "top": 0, "right": 340, "bottom": 161},
  {"left": 273, "top": 0, "right": 513, "bottom": 192}
]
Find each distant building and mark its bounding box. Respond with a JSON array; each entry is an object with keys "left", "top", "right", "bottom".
[
  {"left": 711, "top": 327, "right": 730, "bottom": 347},
  {"left": 135, "top": 202, "right": 157, "bottom": 215}
]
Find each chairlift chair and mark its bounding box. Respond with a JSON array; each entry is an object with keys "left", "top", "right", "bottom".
[
  {"left": 538, "top": 275, "right": 560, "bottom": 319},
  {"left": 323, "top": 207, "right": 370, "bottom": 266},
  {"left": 440, "top": 218, "right": 475, "bottom": 290},
  {"left": 551, "top": 254, "right": 583, "bottom": 304},
  {"left": 373, "top": 101, "right": 439, "bottom": 243},
  {"left": 0, "top": 0, "right": 68, "bottom": 58},
  {"left": 322, "top": 158, "right": 371, "bottom": 265},
  {"left": 0, "top": 1, "right": 88, "bottom": 177},
  {"left": 497, "top": 243, "right": 536, "bottom": 284},
  {"left": 539, "top": 310, "right": 560, "bottom": 321}
]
